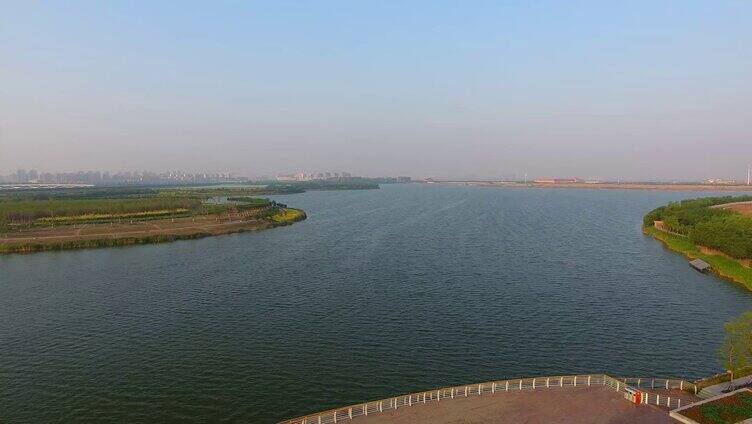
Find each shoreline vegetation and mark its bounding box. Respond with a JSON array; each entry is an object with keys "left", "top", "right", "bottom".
[
  {"left": 643, "top": 196, "right": 752, "bottom": 291},
  {"left": 0, "top": 185, "right": 321, "bottom": 254}
]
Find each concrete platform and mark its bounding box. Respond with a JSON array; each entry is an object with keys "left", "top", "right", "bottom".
[{"left": 348, "top": 386, "right": 673, "bottom": 424}]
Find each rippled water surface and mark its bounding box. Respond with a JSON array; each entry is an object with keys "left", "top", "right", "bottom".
[{"left": 2, "top": 185, "right": 752, "bottom": 422}]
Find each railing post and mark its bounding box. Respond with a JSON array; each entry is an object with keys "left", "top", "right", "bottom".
[
  {"left": 379, "top": 401, "right": 383, "bottom": 412},
  {"left": 588, "top": 375, "right": 591, "bottom": 386},
  {"left": 408, "top": 395, "right": 412, "bottom": 406},
  {"left": 678, "top": 398, "right": 681, "bottom": 408},
  {"left": 505, "top": 381, "right": 509, "bottom": 391},
  {"left": 348, "top": 408, "right": 352, "bottom": 419},
  {"left": 668, "top": 396, "right": 671, "bottom": 407},
  {"left": 364, "top": 403, "right": 367, "bottom": 416},
  {"left": 666, "top": 380, "right": 669, "bottom": 390},
  {"left": 651, "top": 379, "right": 654, "bottom": 389},
  {"left": 451, "top": 388, "right": 454, "bottom": 399},
  {"left": 533, "top": 378, "right": 536, "bottom": 389},
  {"left": 657, "top": 394, "right": 660, "bottom": 405},
  {"left": 519, "top": 380, "right": 523, "bottom": 390},
  {"left": 333, "top": 411, "right": 337, "bottom": 423},
  {"left": 547, "top": 378, "right": 550, "bottom": 388},
  {"left": 492, "top": 382, "right": 496, "bottom": 393},
  {"left": 478, "top": 384, "right": 482, "bottom": 395},
  {"left": 574, "top": 376, "right": 577, "bottom": 387},
  {"left": 464, "top": 386, "right": 468, "bottom": 397},
  {"left": 560, "top": 377, "right": 563, "bottom": 387},
  {"left": 437, "top": 391, "right": 440, "bottom": 402},
  {"left": 637, "top": 378, "right": 640, "bottom": 387},
  {"left": 318, "top": 415, "right": 321, "bottom": 424},
  {"left": 680, "top": 381, "right": 683, "bottom": 390}
]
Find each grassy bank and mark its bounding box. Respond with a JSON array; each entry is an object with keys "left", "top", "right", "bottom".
[
  {"left": 270, "top": 208, "right": 306, "bottom": 225},
  {"left": 643, "top": 226, "right": 752, "bottom": 291},
  {"left": 695, "top": 366, "right": 752, "bottom": 390}
]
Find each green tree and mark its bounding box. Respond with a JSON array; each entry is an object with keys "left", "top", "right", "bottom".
[{"left": 719, "top": 312, "right": 752, "bottom": 385}]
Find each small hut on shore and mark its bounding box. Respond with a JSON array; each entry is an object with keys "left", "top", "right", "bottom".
[{"left": 689, "top": 259, "right": 711, "bottom": 273}]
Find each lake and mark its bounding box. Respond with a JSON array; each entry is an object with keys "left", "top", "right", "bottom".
[{"left": 2, "top": 184, "right": 751, "bottom": 423}]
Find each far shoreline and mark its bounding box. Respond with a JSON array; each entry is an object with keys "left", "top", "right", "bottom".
[{"left": 433, "top": 181, "right": 752, "bottom": 192}]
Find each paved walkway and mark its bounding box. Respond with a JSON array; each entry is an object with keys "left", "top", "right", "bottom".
[
  {"left": 349, "top": 386, "right": 674, "bottom": 424},
  {"left": 700, "top": 375, "right": 752, "bottom": 398}
]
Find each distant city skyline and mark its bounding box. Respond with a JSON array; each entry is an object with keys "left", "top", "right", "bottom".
[
  {"left": 2, "top": 166, "right": 751, "bottom": 185},
  {"left": 2, "top": 2, "right": 751, "bottom": 181}
]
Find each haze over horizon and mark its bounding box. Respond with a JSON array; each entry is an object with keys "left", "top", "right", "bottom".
[{"left": 2, "top": 1, "right": 751, "bottom": 181}]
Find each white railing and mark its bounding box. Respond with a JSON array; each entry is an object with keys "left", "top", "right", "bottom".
[
  {"left": 604, "top": 376, "right": 692, "bottom": 409},
  {"left": 616, "top": 377, "right": 698, "bottom": 395},
  {"left": 281, "top": 374, "right": 697, "bottom": 424},
  {"left": 640, "top": 391, "right": 685, "bottom": 409}
]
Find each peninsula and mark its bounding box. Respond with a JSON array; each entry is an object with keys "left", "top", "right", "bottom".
[
  {"left": 643, "top": 195, "right": 752, "bottom": 290},
  {"left": 0, "top": 186, "right": 306, "bottom": 254}
]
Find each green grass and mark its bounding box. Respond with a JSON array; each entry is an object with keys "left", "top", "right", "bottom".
[
  {"left": 0, "top": 197, "right": 203, "bottom": 225},
  {"left": 226, "top": 197, "right": 272, "bottom": 206},
  {"left": 644, "top": 226, "right": 752, "bottom": 291},
  {"left": 699, "top": 391, "right": 752, "bottom": 424},
  {"left": 269, "top": 208, "right": 306, "bottom": 224}
]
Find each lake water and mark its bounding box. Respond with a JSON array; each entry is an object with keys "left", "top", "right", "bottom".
[{"left": 2, "top": 184, "right": 752, "bottom": 423}]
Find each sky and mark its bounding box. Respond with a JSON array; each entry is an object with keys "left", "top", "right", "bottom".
[{"left": 1, "top": 1, "right": 751, "bottom": 181}]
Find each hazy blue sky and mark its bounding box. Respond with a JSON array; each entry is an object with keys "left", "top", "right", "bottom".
[{"left": 2, "top": 1, "right": 751, "bottom": 180}]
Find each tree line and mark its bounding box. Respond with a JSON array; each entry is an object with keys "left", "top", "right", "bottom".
[{"left": 644, "top": 196, "right": 752, "bottom": 259}]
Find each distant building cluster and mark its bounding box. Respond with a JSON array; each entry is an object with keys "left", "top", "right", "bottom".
[
  {"left": 533, "top": 177, "right": 581, "bottom": 184},
  {"left": 705, "top": 178, "right": 739, "bottom": 185},
  {"left": 0, "top": 169, "right": 238, "bottom": 185},
  {"left": 276, "top": 171, "right": 353, "bottom": 182}
]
